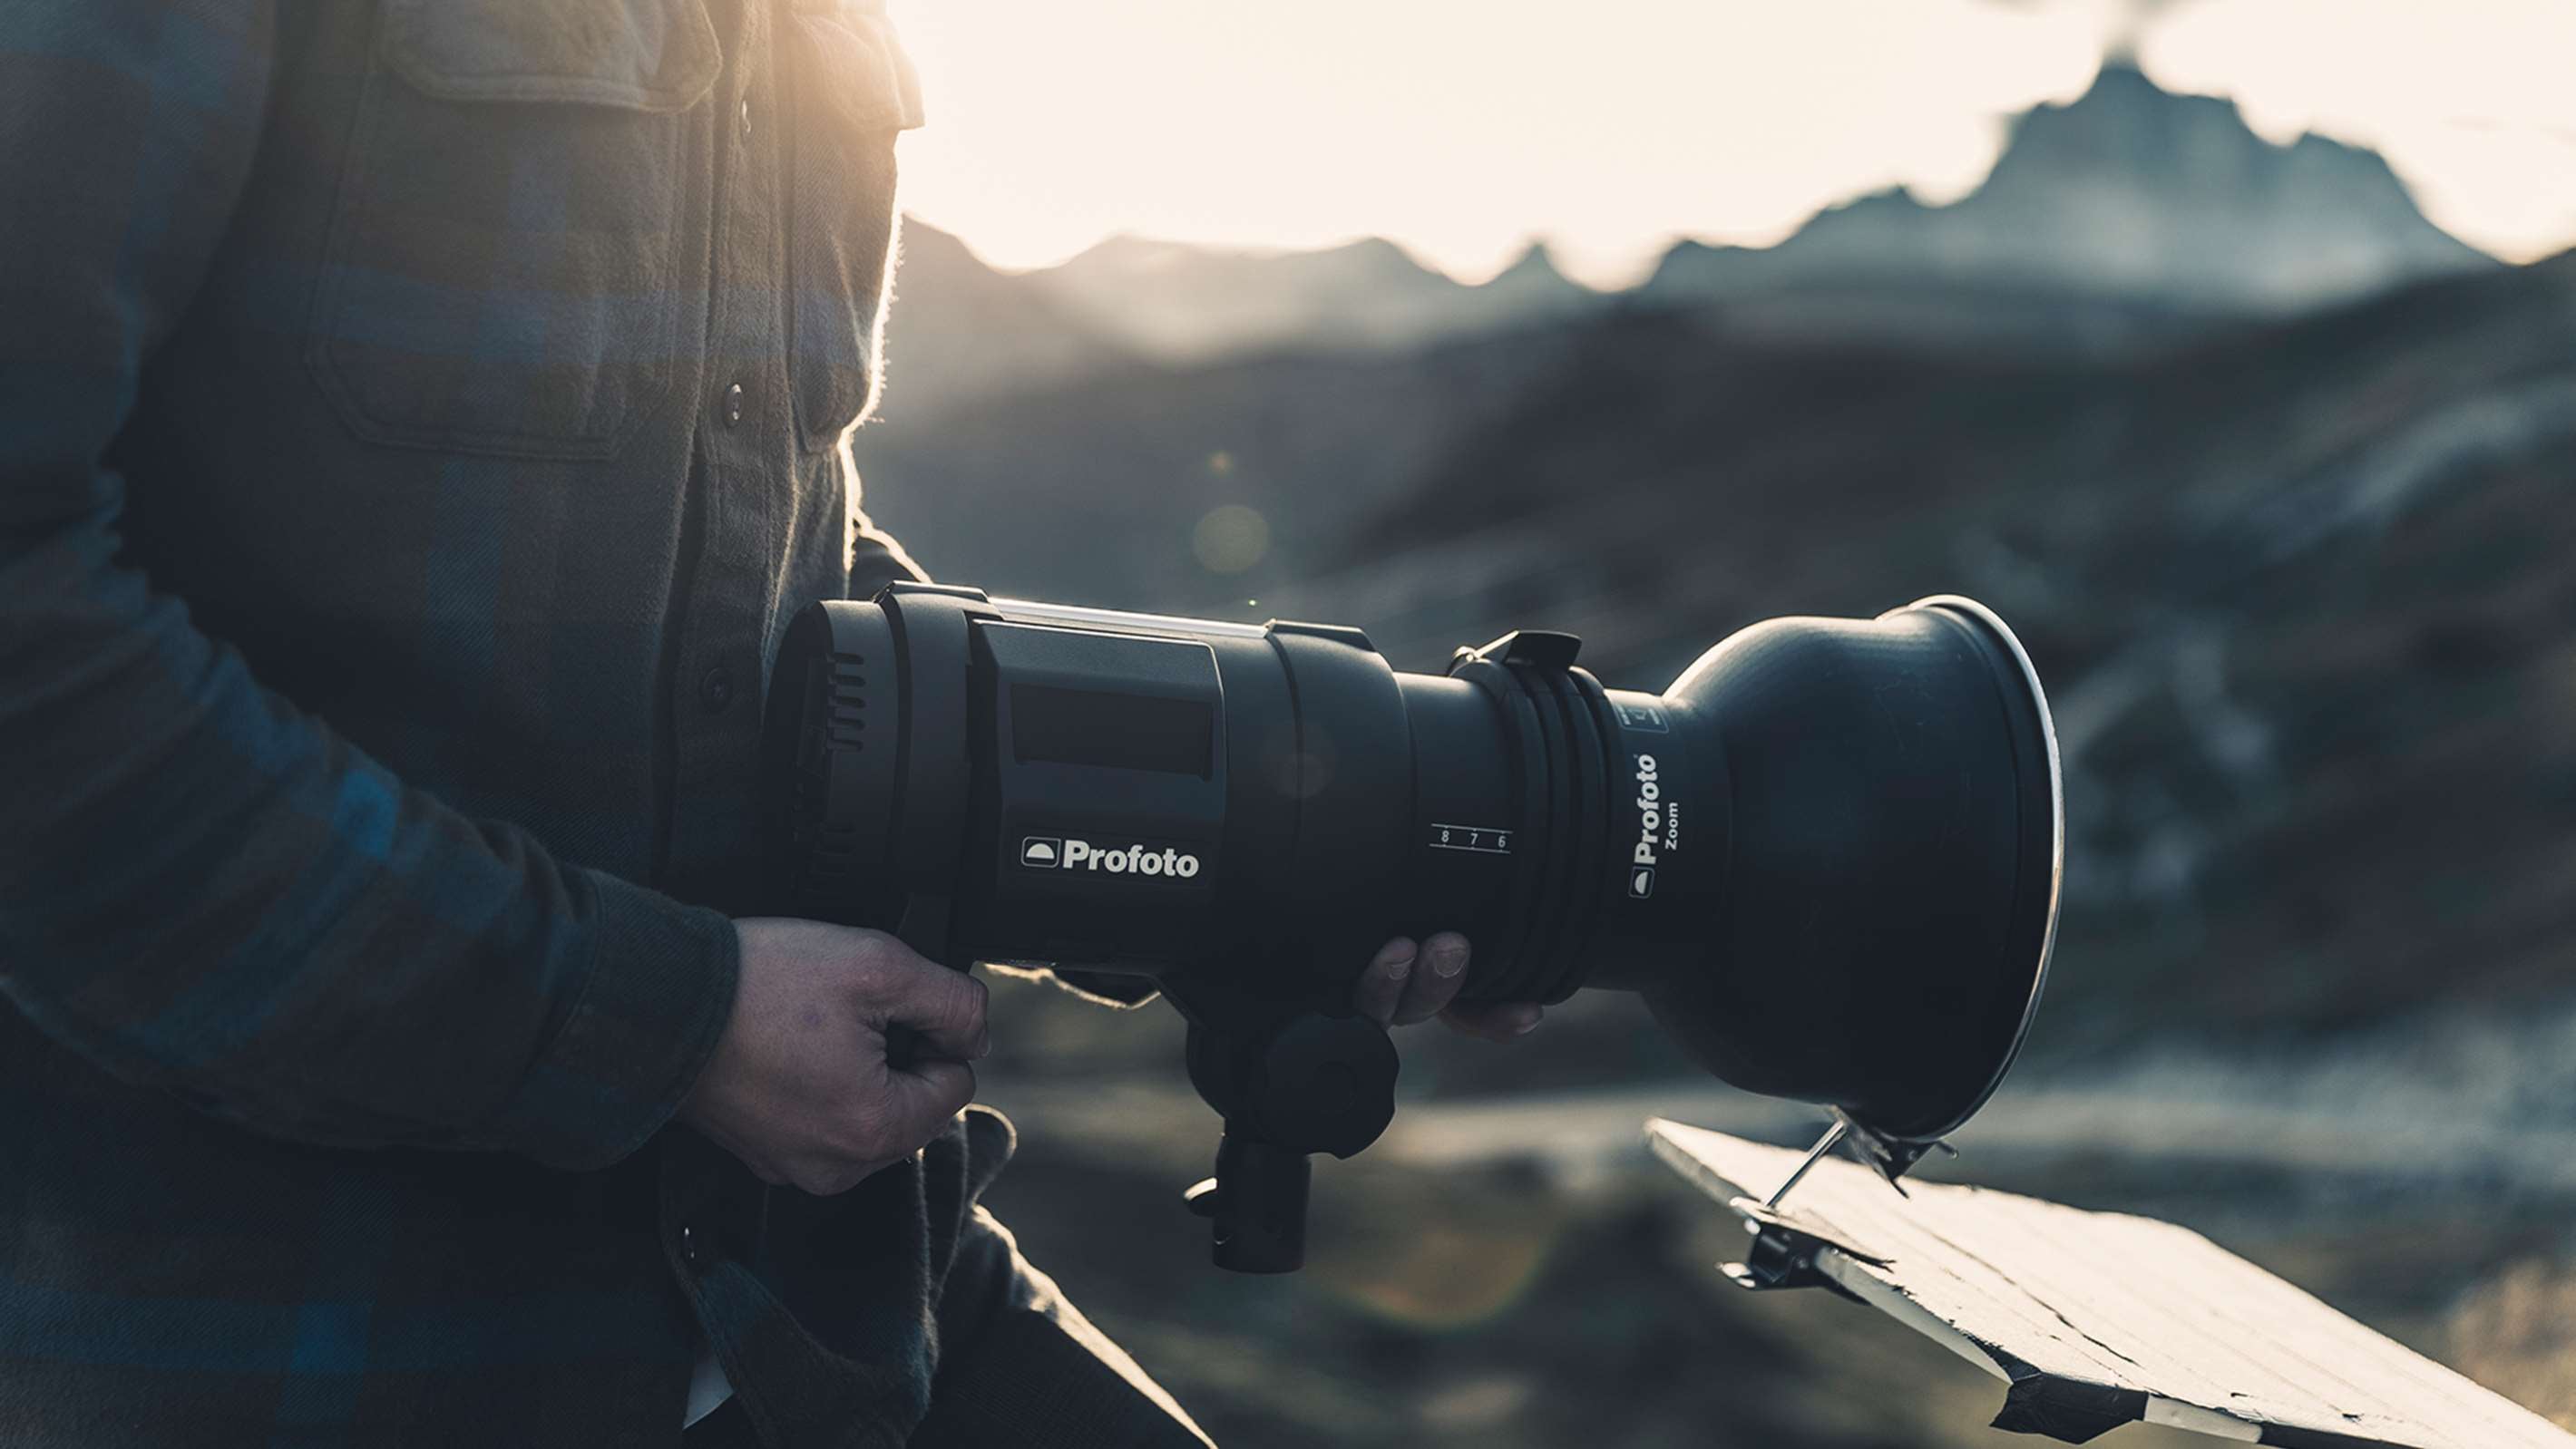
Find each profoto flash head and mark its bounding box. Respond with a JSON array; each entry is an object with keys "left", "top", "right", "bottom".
[{"left": 760, "top": 583, "right": 2062, "bottom": 1271}]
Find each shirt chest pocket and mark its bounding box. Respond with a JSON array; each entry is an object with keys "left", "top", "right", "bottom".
[
  {"left": 783, "top": 0, "right": 924, "bottom": 452},
  {"left": 307, "top": 0, "right": 721, "bottom": 460}
]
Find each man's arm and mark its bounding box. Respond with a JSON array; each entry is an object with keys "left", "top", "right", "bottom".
[{"left": 0, "top": 0, "right": 736, "bottom": 1168}]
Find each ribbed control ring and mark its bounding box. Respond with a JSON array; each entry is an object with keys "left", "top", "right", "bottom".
[
  {"left": 788, "top": 645, "right": 872, "bottom": 903},
  {"left": 1536, "top": 665, "right": 1621, "bottom": 1006},
  {"left": 1443, "top": 644, "right": 1618, "bottom": 1007},
  {"left": 761, "top": 600, "right": 900, "bottom": 919},
  {"left": 1505, "top": 662, "right": 1583, "bottom": 1003}
]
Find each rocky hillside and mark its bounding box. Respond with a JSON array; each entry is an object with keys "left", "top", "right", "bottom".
[
  {"left": 858, "top": 252, "right": 2576, "bottom": 1446},
  {"left": 1288, "top": 257, "right": 2576, "bottom": 1045}
]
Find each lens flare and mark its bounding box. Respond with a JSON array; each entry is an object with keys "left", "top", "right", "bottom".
[{"left": 1192, "top": 503, "right": 1270, "bottom": 574}]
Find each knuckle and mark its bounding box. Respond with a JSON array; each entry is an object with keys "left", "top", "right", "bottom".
[
  {"left": 846, "top": 936, "right": 899, "bottom": 990},
  {"left": 852, "top": 923, "right": 929, "bottom": 969},
  {"left": 871, "top": 929, "right": 934, "bottom": 973}
]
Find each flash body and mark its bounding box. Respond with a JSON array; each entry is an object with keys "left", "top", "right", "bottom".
[{"left": 760, "top": 582, "right": 2061, "bottom": 1271}]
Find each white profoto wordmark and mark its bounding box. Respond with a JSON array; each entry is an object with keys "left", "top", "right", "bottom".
[{"left": 1021, "top": 835, "right": 1202, "bottom": 879}]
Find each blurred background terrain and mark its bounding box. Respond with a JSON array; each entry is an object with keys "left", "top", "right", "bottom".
[{"left": 856, "top": 32, "right": 2576, "bottom": 1449}]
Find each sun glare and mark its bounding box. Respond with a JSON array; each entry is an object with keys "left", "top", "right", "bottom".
[{"left": 885, "top": 0, "right": 2576, "bottom": 283}]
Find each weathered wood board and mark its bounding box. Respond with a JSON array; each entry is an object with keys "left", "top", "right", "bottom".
[{"left": 1647, "top": 1119, "right": 2576, "bottom": 1449}]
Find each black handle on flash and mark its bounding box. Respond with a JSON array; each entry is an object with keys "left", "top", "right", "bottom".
[
  {"left": 1185, "top": 1135, "right": 1312, "bottom": 1274},
  {"left": 1169, "top": 999, "right": 1400, "bottom": 1272}
]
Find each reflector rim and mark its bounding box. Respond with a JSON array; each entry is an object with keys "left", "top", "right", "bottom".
[{"left": 1875, "top": 594, "right": 2064, "bottom": 1143}]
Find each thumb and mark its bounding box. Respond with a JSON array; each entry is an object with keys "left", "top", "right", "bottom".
[
  {"left": 864, "top": 945, "right": 990, "bottom": 1061},
  {"left": 877, "top": 1057, "right": 980, "bottom": 1150}
]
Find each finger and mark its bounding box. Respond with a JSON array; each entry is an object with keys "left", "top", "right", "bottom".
[
  {"left": 1390, "top": 932, "right": 1471, "bottom": 1026},
  {"left": 1351, "top": 938, "right": 1417, "bottom": 1024},
  {"left": 872, "top": 951, "right": 990, "bottom": 1061},
  {"left": 1441, "top": 1000, "right": 1543, "bottom": 1043},
  {"left": 878, "top": 1057, "right": 978, "bottom": 1150}
]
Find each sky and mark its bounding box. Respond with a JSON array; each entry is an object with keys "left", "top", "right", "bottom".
[{"left": 880, "top": 0, "right": 2576, "bottom": 289}]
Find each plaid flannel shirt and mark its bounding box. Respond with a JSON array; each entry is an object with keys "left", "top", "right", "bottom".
[{"left": 0, "top": 2, "right": 1205, "bottom": 1444}]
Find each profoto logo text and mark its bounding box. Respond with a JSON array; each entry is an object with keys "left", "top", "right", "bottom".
[
  {"left": 1020, "top": 836, "right": 1203, "bottom": 880},
  {"left": 1627, "top": 754, "right": 1680, "bottom": 899}
]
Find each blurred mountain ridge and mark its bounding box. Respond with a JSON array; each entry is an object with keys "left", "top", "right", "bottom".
[
  {"left": 878, "top": 222, "right": 1595, "bottom": 418},
  {"left": 1039, "top": 232, "right": 1598, "bottom": 362},
  {"left": 1644, "top": 63, "right": 2494, "bottom": 321},
  {"left": 882, "top": 63, "right": 2492, "bottom": 417}
]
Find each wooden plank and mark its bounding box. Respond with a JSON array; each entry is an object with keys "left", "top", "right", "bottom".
[{"left": 1647, "top": 1119, "right": 2576, "bottom": 1449}]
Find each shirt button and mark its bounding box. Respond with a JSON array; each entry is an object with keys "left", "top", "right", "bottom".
[
  {"left": 680, "top": 1223, "right": 702, "bottom": 1267},
  {"left": 698, "top": 666, "right": 736, "bottom": 714},
  {"left": 738, "top": 98, "right": 754, "bottom": 141},
  {"left": 723, "top": 382, "right": 745, "bottom": 427}
]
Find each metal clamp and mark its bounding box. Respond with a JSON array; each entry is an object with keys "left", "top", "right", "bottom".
[
  {"left": 1721, "top": 1197, "right": 1888, "bottom": 1294},
  {"left": 1721, "top": 1113, "right": 1932, "bottom": 1296}
]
